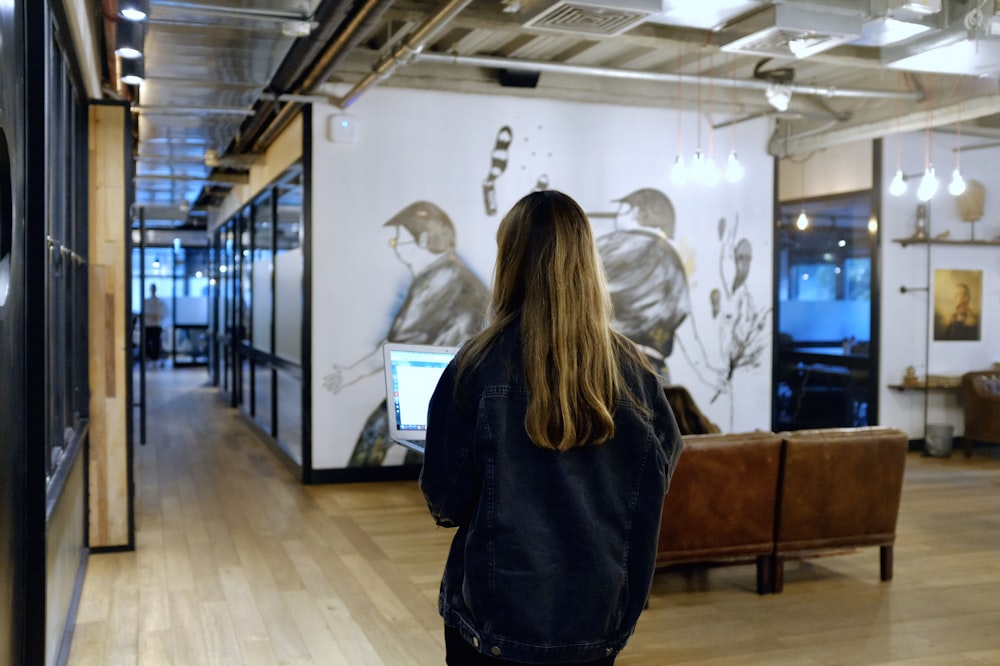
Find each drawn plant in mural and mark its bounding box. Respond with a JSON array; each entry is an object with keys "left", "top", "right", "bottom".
[
  {"left": 322, "top": 201, "right": 490, "bottom": 467},
  {"left": 710, "top": 214, "right": 772, "bottom": 427}
]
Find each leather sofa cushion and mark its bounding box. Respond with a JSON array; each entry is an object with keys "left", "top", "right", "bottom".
[
  {"left": 658, "top": 431, "right": 781, "bottom": 563},
  {"left": 775, "top": 427, "right": 907, "bottom": 553}
]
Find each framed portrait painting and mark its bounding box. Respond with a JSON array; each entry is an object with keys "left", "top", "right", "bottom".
[{"left": 933, "top": 268, "right": 983, "bottom": 342}]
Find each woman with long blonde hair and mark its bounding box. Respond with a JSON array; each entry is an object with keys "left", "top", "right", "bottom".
[{"left": 420, "top": 190, "right": 682, "bottom": 665}]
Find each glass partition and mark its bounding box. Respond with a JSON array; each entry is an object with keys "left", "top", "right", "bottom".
[
  {"left": 274, "top": 173, "right": 303, "bottom": 461},
  {"left": 211, "top": 166, "right": 304, "bottom": 464},
  {"left": 275, "top": 173, "right": 303, "bottom": 364},
  {"left": 774, "top": 191, "right": 879, "bottom": 431}
]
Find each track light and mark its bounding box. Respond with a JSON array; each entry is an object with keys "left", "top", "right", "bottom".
[
  {"left": 118, "top": 0, "right": 149, "bottom": 21},
  {"left": 121, "top": 57, "right": 145, "bottom": 86},
  {"left": 766, "top": 83, "right": 792, "bottom": 112},
  {"left": 115, "top": 20, "right": 143, "bottom": 59},
  {"left": 795, "top": 210, "right": 809, "bottom": 230}
]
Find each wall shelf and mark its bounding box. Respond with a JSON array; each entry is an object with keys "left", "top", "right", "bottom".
[
  {"left": 892, "top": 237, "right": 1000, "bottom": 248},
  {"left": 888, "top": 383, "right": 960, "bottom": 393}
]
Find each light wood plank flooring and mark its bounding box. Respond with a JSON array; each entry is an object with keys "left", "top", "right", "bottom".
[{"left": 68, "top": 368, "right": 1000, "bottom": 665}]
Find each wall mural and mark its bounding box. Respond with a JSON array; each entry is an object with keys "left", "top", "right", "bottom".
[
  {"left": 709, "top": 215, "right": 772, "bottom": 429},
  {"left": 325, "top": 122, "right": 770, "bottom": 465},
  {"left": 322, "top": 201, "right": 490, "bottom": 466}
]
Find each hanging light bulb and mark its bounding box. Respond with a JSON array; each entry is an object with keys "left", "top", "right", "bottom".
[
  {"left": 670, "top": 154, "right": 688, "bottom": 187},
  {"left": 725, "top": 151, "right": 744, "bottom": 183},
  {"left": 691, "top": 150, "right": 707, "bottom": 184},
  {"left": 916, "top": 165, "right": 939, "bottom": 202},
  {"left": 950, "top": 92, "right": 966, "bottom": 197},
  {"left": 795, "top": 210, "right": 809, "bottom": 230},
  {"left": 702, "top": 155, "right": 720, "bottom": 186},
  {"left": 889, "top": 169, "right": 907, "bottom": 197},
  {"left": 948, "top": 168, "right": 967, "bottom": 196}
]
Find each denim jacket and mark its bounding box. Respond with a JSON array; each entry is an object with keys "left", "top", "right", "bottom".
[{"left": 419, "top": 326, "right": 683, "bottom": 664}]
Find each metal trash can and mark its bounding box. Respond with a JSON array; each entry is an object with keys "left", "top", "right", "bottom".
[{"left": 925, "top": 424, "right": 954, "bottom": 458}]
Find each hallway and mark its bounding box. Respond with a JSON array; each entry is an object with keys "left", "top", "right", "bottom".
[{"left": 67, "top": 368, "right": 1000, "bottom": 665}]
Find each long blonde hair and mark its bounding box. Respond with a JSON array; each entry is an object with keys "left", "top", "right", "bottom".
[{"left": 458, "top": 190, "right": 648, "bottom": 450}]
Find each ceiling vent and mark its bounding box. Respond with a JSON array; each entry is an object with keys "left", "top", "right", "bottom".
[
  {"left": 721, "top": 3, "right": 864, "bottom": 59},
  {"left": 522, "top": 0, "right": 663, "bottom": 37}
]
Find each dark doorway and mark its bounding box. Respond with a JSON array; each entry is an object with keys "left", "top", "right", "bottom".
[{"left": 773, "top": 191, "right": 881, "bottom": 431}]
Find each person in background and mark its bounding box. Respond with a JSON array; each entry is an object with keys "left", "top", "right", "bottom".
[
  {"left": 143, "top": 283, "right": 168, "bottom": 368},
  {"left": 420, "top": 190, "right": 683, "bottom": 666}
]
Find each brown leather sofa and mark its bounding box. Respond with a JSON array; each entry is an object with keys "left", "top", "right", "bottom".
[
  {"left": 656, "top": 426, "right": 907, "bottom": 594},
  {"left": 772, "top": 426, "right": 908, "bottom": 593},
  {"left": 961, "top": 370, "right": 1000, "bottom": 456},
  {"left": 657, "top": 431, "right": 782, "bottom": 594}
]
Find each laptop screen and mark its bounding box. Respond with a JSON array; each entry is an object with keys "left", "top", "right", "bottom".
[{"left": 382, "top": 342, "right": 458, "bottom": 444}]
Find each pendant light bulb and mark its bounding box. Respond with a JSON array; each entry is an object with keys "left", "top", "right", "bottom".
[
  {"left": 702, "top": 156, "right": 720, "bottom": 187},
  {"left": 795, "top": 210, "right": 809, "bottom": 230},
  {"left": 948, "top": 168, "right": 967, "bottom": 196},
  {"left": 889, "top": 169, "right": 907, "bottom": 197},
  {"left": 725, "top": 151, "right": 744, "bottom": 183},
  {"left": 916, "top": 165, "right": 939, "bottom": 202},
  {"left": 670, "top": 154, "right": 688, "bottom": 187},
  {"left": 691, "top": 150, "right": 706, "bottom": 185}
]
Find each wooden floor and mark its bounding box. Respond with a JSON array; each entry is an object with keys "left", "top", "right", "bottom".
[{"left": 68, "top": 368, "right": 1000, "bottom": 665}]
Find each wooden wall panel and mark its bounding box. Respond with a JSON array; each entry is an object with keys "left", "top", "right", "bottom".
[{"left": 87, "top": 104, "right": 131, "bottom": 549}]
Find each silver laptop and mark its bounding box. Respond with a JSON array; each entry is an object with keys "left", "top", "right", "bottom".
[{"left": 382, "top": 342, "right": 459, "bottom": 454}]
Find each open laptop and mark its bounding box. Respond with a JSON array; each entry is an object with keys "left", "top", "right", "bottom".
[{"left": 382, "top": 342, "right": 459, "bottom": 454}]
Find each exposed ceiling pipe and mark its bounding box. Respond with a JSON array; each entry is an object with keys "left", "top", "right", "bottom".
[
  {"left": 151, "top": 0, "right": 312, "bottom": 23},
  {"left": 243, "top": 0, "right": 396, "bottom": 154},
  {"left": 226, "top": 0, "right": 354, "bottom": 156},
  {"left": 133, "top": 106, "right": 256, "bottom": 116},
  {"left": 771, "top": 93, "right": 1000, "bottom": 156},
  {"left": 58, "top": 0, "right": 102, "bottom": 98},
  {"left": 412, "top": 52, "right": 924, "bottom": 102},
  {"left": 254, "top": 0, "right": 478, "bottom": 152},
  {"left": 334, "top": 0, "right": 477, "bottom": 110}
]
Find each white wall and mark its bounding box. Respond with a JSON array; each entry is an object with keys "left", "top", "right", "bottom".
[
  {"left": 310, "top": 88, "right": 774, "bottom": 470},
  {"left": 880, "top": 130, "right": 1000, "bottom": 438}
]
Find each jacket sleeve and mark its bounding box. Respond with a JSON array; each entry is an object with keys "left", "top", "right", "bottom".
[
  {"left": 418, "top": 362, "right": 479, "bottom": 528},
  {"left": 650, "top": 377, "right": 684, "bottom": 489}
]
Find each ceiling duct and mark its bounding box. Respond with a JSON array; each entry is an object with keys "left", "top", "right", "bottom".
[
  {"left": 521, "top": 0, "right": 663, "bottom": 37},
  {"left": 721, "top": 3, "right": 864, "bottom": 59}
]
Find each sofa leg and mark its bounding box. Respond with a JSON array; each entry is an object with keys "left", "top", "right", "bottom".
[
  {"left": 771, "top": 555, "right": 784, "bottom": 594},
  {"left": 756, "top": 555, "right": 774, "bottom": 594},
  {"left": 880, "top": 545, "right": 893, "bottom": 581}
]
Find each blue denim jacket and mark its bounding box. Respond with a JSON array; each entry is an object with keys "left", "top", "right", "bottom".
[{"left": 419, "top": 327, "right": 682, "bottom": 664}]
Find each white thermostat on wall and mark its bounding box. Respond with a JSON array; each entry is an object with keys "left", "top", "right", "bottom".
[{"left": 328, "top": 114, "right": 359, "bottom": 143}]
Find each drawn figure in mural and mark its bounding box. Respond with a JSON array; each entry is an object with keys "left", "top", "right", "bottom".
[
  {"left": 322, "top": 201, "right": 490, "bottom": 466},
  {"left": 712, "top": 215, "right": 772, "bottom": 425},
  {"left": 941, "top": 282, "right": 980, "bottom": 341},
  {"left": 482, "top": 125, "right": 513, "bottom": 216},
  {"left": 595, "top": 188, "right": 718, "bottom": 388}
]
